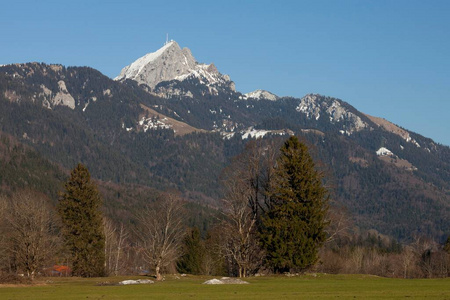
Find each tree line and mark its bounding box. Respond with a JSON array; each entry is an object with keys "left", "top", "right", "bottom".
[{"left": 0, "top": 136, "right": 448, "bottom": 283}]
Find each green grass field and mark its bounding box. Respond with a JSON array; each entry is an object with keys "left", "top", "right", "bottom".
[{"left": 1, "top": 274, "right": 449, "bottom": 299}]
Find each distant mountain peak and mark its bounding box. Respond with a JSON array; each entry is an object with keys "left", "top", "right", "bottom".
[
  {"left": 115, "top": 41, "right": 193, "bottom": 87},
  {"left": 243, "top": 89, "right": 279, "bottom": 101},
  {"left": 115, "top": 41, "right": 235, "bottom": 94}
]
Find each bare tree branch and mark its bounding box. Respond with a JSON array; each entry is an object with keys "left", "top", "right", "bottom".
[
  {"left": 3, "top": 191, "right": 58, "bottom": 280},
  {"left": 135, "top": 193, "right": 185, "bottom": 280}
]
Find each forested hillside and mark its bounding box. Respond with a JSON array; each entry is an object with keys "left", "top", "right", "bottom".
[{"left": 0, "top": 62, "right": 448, "bottom": 241}]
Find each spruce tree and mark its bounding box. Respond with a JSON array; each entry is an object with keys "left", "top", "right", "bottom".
[
  {"left": 444, "top": 236, "right": 450, "bottom": 254},
  {"left": 177, "top": 227, "right": 205, "bottom": 274},
  {"left": 261, "top": 136, "right": 328, "bottom": 273},
  {"left": 58, "top": 163, "right": 105, "bottom": 277}
]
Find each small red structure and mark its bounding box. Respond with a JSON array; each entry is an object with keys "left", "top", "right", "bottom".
[{"left": 51, "top": 265, "right": 72, "bottom": 276}]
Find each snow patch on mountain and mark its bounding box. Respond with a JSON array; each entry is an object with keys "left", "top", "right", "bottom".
[
  {"left": 243, "top": 90, "right": 279, "bottom": 101},
  {"left": 221, "top": 127, "right": 293, "bottom": 140},
  {"left": 241, "top": 128, "right": 271, "bottom": 139},
  {"left": 138, "top": 116, "right": 172, "bottom": 132},
  {"left": 137, "top": 104, "right": 206, "bottom": 136},
  {"left": 203, "top": 277, "right": 249, "bottom": 285},
  {"left": 82, "top": 96, "right": 97, "bottom": 112},
  {"left": 82, "top": 101, "right": 89, "bottom": 112},
  {"left": 103, "top": 89, "right": 112, "bottom": 97},
  {"left": 376, "top": 147, "right": 417, "bottom": 171},
  {"left": 376, "top": 147, "right": 394, "bottom": 156}
]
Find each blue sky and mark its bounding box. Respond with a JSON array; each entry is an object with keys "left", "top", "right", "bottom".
[{"left": 1, "top": 0, "right": 449, "bottom": 145}]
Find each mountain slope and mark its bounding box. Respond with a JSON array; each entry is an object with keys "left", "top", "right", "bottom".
[{"left": 0, "top": 52, "right": 449, "bottom": 241}]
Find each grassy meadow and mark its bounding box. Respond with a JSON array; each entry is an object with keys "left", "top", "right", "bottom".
[{"left": 1, "top": 274, "right": 449, "bottom": 299}]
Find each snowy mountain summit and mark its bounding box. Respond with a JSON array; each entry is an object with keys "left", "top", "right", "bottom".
[
  {"left": 115, "top": 41, "right": 235, "bottom": 95},
  {"left": 243, "top": 89, "right": 279, "bottom": 101}
]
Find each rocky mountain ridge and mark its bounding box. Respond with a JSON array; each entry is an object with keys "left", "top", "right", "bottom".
[{"left": 113, "top": 43, "right": 428, "bottom": 149}]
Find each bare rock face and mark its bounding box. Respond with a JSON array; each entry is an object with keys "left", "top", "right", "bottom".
[
  {"left": 41, "top": 80, "right": 75, "bottom": 110},
  {"left": 115, "top": 41, "right": 235, "bottom": 95}
]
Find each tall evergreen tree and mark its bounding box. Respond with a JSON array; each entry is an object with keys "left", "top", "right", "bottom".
[
  {"left": 261, "top": 136, "right": 328, "bottom": 273},
  {"left": 177, "top": 227, "right": 205, "bottom": 275},
  {"left": 58, "top": 163, "right": 105, "bottom": 277},
  {"left": 444, "top": 236, "right": 450, "bottom": 254}
]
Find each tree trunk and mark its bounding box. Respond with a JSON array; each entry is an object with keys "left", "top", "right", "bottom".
[
  {"left": 155, "top": 263, "right": 162, "bottom": 281},
  {"left": 114, "top": 246, "right": 120, "bottom": 276},
  {"left": 114, "top": 224, "right": 126, "bottom": 276}
]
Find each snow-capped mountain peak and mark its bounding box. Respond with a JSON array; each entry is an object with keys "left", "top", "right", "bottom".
[
  {"left": 115, "top": 41, "right": 195, "bottom": 87},
  {"left": 115, "top": 41, "right": 235, "bottom": 94},
  {"left": 243, "top": 89, "right": 279, "bottom": 101}
]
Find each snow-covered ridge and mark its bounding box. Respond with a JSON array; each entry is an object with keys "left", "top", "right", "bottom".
[
  {"left": 115, "top": 41, "right": 234, "bottom": 94},
  {"left": 242, "top": 89, "right": 279, "bottom": 101},
  {"left": 296, "top": 94, "right": 369, "bottom": 134}
]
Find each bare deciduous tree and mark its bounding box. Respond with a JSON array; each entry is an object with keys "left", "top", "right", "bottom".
[
  {"left": 104, "top": 218, "right": 128, "bottom": 276},
  {"left": 411, "top": 236, "right": 437, "bottom": 278},
  {"left": 0, "top": 196, "right": 9, "bottom": 273},
  {"left": 219, "top": 140, "right": 278, "bottom": 277},
  {"left": 4, "top": 191, "right": 58, "bottom": 280},
  {"left": 135, "top": 193, "right": 185, "bottom": 281},
  {"left": 400, "top": 245, "right": 417, "bottom": 278},
  {"left": 325, "top": 206, "right": 352, "bottom": 244},
  {"left": 0, "top": 196, "right": 6, "bottom": 217},
  {"left": 221, "top": 182, "right": 263, "bottom": 277},
  {"left": 233, "top": 140, "right": 278, "bottom": 217}
]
